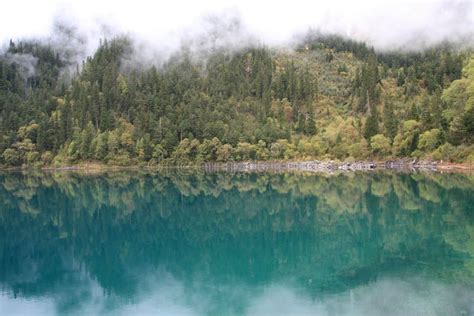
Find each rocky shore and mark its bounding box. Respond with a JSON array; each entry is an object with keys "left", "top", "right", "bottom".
[
  {"left": 203, "top": 159, "right": 443, "bottom": 172},
  {"left": 1, "top": 159, "right": 471, "bottom": 173}
]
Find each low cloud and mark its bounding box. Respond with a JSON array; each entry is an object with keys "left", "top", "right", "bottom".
[
  {"left": 1, "top": 1, "right": 472, "bottom": 57},
  {"left": 0, "top": 1, "right": 472, "bottom": 82},
  {"left": 4, "top": 53, "right": 38, "bottom": 79}
]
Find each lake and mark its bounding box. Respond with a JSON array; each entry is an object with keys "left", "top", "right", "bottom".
[{"left": 1, "top": 170, "right": 474, "bottom": 315}]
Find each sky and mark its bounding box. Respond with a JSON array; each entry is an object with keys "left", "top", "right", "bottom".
[{"left": 0, "top": 0, "right": 472, "bottom": 54}]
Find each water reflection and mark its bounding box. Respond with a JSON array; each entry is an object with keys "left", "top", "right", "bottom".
[
  {"left": 1, "top": 274, "right": 474, "bottom": 315},
  {"left": 0, "top": 170, "right": 474, "bottom": 315}
]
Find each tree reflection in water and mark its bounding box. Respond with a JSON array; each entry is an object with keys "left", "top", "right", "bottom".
[{"left": 0, "top": 170, "right": 473, "bottom": 315}]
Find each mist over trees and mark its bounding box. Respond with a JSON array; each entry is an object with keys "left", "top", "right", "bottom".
[{"left": 0, "top": 32, "right": 473, "bottom": 167}]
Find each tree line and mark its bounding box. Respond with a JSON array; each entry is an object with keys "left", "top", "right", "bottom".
[{"left": 0, "top": 34, "right": 473, "bottom": 167}]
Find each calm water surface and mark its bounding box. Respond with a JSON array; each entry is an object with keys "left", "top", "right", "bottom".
[{"left": 1, "top": 170, "right": 474, "bottom": 315}]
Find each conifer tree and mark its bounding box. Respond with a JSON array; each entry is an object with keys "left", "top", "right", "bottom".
[{"left": 383, "top": 101, "right": 398, "bottom": 141}]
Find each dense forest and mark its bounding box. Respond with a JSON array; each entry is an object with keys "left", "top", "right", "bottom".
[{"left": 0, "top": 32, "right": 473, "bottom": 167}]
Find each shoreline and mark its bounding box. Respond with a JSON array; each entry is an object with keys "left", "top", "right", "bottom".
[
  {"left": 0, "top": 160, "right": 472, "bottom": 173},
  {"left": 203, "top": 160, "right": 473, "bottom": 173}
]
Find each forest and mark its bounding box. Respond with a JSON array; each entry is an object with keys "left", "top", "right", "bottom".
[{"left": 0, "top": 32, "right": 473, "bottom": 167}]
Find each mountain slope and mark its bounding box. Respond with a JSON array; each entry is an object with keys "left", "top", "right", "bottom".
[{"left": 0, "top": 35, "right": 473, "bottom": 167}]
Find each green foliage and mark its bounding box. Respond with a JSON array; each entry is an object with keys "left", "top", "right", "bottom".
[
  {"left": 364, "top": 111, "right": 379, "bottom": 141},
  {"left": 216, "top": 144, "right": 233, "bottom": 162},
  {"left": 418, "top": 129, "right": 443, "bottom": 153},
  {"left": 234, "top": 142, "right": 257, "bottom": 161},
  {"left": 2, "top": 148, "right": 21, "bottom": 166},
  {"left": 152, "top": 144, "right": 167, "bottom": 163},
  {"left": 370, "top": 134, "right": 391, "bottom": 158},
  {"left": 348, "top": 139, "right": 370, "bottom": 160},
  {"left": 430, "top": 143, "right": 456, "bottom": 161},
  {"left": 354, "top": 52, "right": 380, "bottom": 112},
  {"left": 393, "top": 120, "right": 422, "bottom": 157},
  {"left": 0, "top": 36, "right": 472, "bottom": 166},
  {"left": 383, "top": 101, "right": 398, "bottom": 141},
  {"left": 442, "top": 56, "right": 474, "bottom": 146}
]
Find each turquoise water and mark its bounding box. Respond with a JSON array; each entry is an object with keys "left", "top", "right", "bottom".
[{"left": 1, "top": 170, "right": 474, "bottom": 315}]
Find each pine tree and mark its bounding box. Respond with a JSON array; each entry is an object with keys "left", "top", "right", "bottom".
[
  {"left": 408, "top": 103, "right": 419, "bottom": 121},
  {"left": 80, "top": 121, "right": 95, "bottom": 160},
  {"left": 364, "top": 106, "right": 379, "bottom": 142},
  {"left": 383, "top": 101, "right": 398, "bottom": 141},
  {"left": 296, "top": 112, "right": 305, "bottom": 133},
  {"left": 430, "top": 95, "right": 444, "bottom": 130},
  {"left": 94, "top": 132, "right": 108, "bottom": 161},
  {"left": 420, "top": 96, "right": 433, "bottom": 130},
  {"left": 462, "top": 107, "right": 474, "bottom": 144},
  {"left": 397, "top": 69, "right": 406, "bottom": 86},
  {"left": 304, "top": 110, "right": 317, "bottom": 136},
  {"left": 364, "top": 114, "right": 379, "bottom": 142},
  {"left": 356, "top": 51, "right": 380, "bottom": 112}
]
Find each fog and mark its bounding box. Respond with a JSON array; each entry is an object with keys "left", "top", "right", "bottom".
[
  {"left": 2, "top": 272, "right": 473, "bottom": 315},
  {"left": 3, "top": 52, "right": 38, "bottom": 79},
  {"left": 0, "top": 1, "right": 472, "bottom": 88},
  {"left": 0, "top": 0, "right": 472, "bottom": 58}
]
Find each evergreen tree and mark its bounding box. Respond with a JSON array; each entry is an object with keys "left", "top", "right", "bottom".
[
  {"left": 95, "top": 132, "right": 108, "bottom": 161},
  {"left": 408, "top": 103, "right": 419, "bottom": 121},
  {"left": 383, "top": 101, "right": 398, "bottom": 141},
  {"left": 397, "top": 69, "right": 406, "bottom": 86},
  {"left": 304, "top": 111, "right": 317, "bottom": 136},
  {"left": 364, "top": 113, "right": 379, "bottom": 142},
  {"left": 462, "top": 107, "right": 474, "bottom": 144},
  {"left": 80, "top": 121, "right": 95, "bottom": 160}
]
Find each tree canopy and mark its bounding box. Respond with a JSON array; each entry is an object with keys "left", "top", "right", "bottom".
[{"left": 1, "top": 35, "right": 473, "bottom": 167}]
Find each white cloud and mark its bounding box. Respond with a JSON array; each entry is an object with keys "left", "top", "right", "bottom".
[{"left": 0, "top": 0, "right": 472, "bottom": 56}]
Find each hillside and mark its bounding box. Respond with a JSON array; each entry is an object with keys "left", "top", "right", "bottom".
[{"left": 0, "top": 34, "right": 473, "bottom": 168}]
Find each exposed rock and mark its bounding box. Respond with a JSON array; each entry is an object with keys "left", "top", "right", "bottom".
[{"left": 203, "top": 160, "right": 440, "bottom": 173}]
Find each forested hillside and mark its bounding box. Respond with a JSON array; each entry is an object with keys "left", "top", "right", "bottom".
[{"left": 0, "top": 33, "right": 473, "bottom": 167}]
